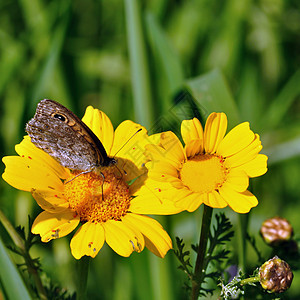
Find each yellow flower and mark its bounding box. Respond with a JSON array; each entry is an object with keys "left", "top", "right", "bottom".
[
  {"left": 2, "top": 106, "right": 179, "bottom": 259},
  {"left": 145, "top": 113, "right": 268, "bottom": 214}
]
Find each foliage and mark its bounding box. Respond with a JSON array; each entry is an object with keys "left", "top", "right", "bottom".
[
  {"left": 0, "top": 0, "right": 300, "bottom": 299},
  {"left": 174, "top": 213, "right": 234, "bottom": 297},
  {"left": 4, "top": 217, "right": 76, "bottom": 300}
]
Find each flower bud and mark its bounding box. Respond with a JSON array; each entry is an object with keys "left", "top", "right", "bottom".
[
  {"left": 260, "top": 217, "right": 293, "bottom": 247},
  {"left": 259, "top": 256, "right": 293, "bottom": 293}
]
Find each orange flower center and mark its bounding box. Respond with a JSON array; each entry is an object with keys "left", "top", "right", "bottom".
[
  {"left": 64, "top": 167, "right": 131, "bottom": 223},
  {"left": 179, "top": 154, "right": 228, "bottom": 193}
]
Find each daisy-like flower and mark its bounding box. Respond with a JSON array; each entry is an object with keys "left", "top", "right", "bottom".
[
  {"left": 145, "top": 112, "right": 268, "bottom": 214},
  {"left": 2, "top": 106, "right": 180, "bottom": 259}
]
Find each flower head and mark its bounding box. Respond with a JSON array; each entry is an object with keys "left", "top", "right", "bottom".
[
  {"left": 145, "top": 113, "right": 268, "bottom": 213},
  {"left": 260, "top": 217, "right": 293, "bottom": 247},
  {"left": 2, "top": 106, "right": 178, "bottom": 259},
  {"left": 259, "top": 256, "right": 293, "bottom": 293}
]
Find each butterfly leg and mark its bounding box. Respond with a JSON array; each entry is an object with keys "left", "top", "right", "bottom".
[
  {"left": 100, "top": 172, "right": 105, "bottom": 200},
  {"left": 64, "top": 170, "right": 92, "bottom": 184},
  {"left": 114, "top": 164, "right": 124, "bottom": 180}
]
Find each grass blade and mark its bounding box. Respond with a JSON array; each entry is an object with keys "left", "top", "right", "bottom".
[
  {"left": 261, "top": 69, "right": 300, "bottom": 130},
  {"left": 124, "top": 0, "right": 153, "bottom": 127},
  {"left": 0, "top": 237, "right": 32, "bottom": 300},
  {"left": 186, "top": 69, "right": 240, "bottom": 128},
  {"left": 145, "top": 12, "right": 184, "bottom": 98}
]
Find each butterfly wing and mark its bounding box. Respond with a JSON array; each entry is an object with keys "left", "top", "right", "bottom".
[{"left": 26, "top": 99, "right": 113, "bottom": 171}]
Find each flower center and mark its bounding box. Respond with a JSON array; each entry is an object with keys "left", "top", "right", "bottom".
[
  {"left": 179, "top": 154, "right": 228, "bottom": 193},
  {"left": 64, "top": 167, "right": 131, "bottom": 223}
]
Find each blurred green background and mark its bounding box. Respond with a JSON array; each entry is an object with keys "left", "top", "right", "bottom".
[{"left": 0, "top": 0, "right": 300, "bottom": 299}]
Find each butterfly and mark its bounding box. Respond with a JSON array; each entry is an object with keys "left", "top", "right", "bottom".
[{"left": 25, "top": 99, "right": 115, "bottom": 172}]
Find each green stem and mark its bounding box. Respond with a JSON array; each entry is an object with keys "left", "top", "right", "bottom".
[
  {"left": 240, "top": 276, "right": 260, "bottom": 285},
  {"left": 238, "top": 214, "right": 249, "bottom": 273},
  {"left": 25, "top": 252, "right": 48, "bottom": 300},
  {"left": 191, "top": 205, "right": 213, "bottom": 300},
  {"left": 76, "top": 256, "right": 90, "bottom": 300},
  {"left": 0, "top": 209, "right": 48, "bottom": 300}
]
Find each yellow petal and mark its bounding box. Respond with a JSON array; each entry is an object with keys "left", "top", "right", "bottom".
[
  {"left": 168, "top": 176, "right": 187, "bottom": 189},
  {"left": 235, "top": 154, "right": 268, "bottom": 178},
  {"left": 15, "top": 137, "right": 66, "bottom": 177},
  {"left": 124, "top": 214, "right": 172, "bottom": 258},
  {"left": 32, "top": 210, "right": 80, "bottom": 242},
  {"left": 15, "top": 136, "right": 69, "bottom": 179},
  {"left": 146, "top": 160, "right": 178, "bottom": 180},
  {"left": 145, "top": 144, "right": 181, "bottom": 170},
  {"left": 160, "top": 131, "right": 186, "bottom": 163},
  {"left": 2, "top": 156, "right": 64, "bottom": 192},
  {"left": 219, "top": 186, "right": 258, "bottom": 213},
  {"left": 126, "top": 166, "right": 148, "bottom": 195},
  {"left": 181, "top": 118, "right": 204, "bottom": 146},
  {"left": 111, "top": 120, "right": 148, "bottom": 168},
  {"left": 146, "top": 172, "right": 174, "bottom": 184},
  {"left": 70, "top": 222, "right": 105, "bottom": 259},
  {"left": 185, "top": 193, "right": 205, "bottom": 212},
  {"left": 82, "top": 106, "right": 114, "bottom": 154},
  {"left": 203, "top": 191, "right": 227, "bottom": 208},
  {"left": 31, "top": 189, "right": 69, "bottom": 213},
  {"left": 174, "top": 189, "right": 198, "bottom": 210},
  {"left": 121, "top": 214, "right": 146, "bottom": 252},
  {"left": 224, "top": 169, "right": 249, "bottom": 192},
  {"left": 140, "top": 132, "right": 161, "bottom": 155},
  {"left": 145, "top": 133, "right": 185, "bottom": 172},
  {"left": 217, "top": 122, "right": 255, "bottom": 157},
  {"left": 103, "top": 219, "right": 143, "bottom": 257},
  {"left": 130, "top": 179, "right": 184, "bottom": 215},
  {"left": 185, "top": 139, "right": 204, "bottom": 158},
  {"left": 204, "top": 113, "right": 228, "bottom": 154},
  {"left": 114, "top": 155, "right": 147, "bottom": 193},
  {"left": 225, "top": 134, "right": 262, "bottom": 168}
]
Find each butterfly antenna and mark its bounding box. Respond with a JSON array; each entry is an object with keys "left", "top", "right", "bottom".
[{"left": 112, "top": 128, "right": 143, "bottom": 159}]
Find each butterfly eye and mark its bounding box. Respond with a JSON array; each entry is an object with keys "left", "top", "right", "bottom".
[{"left": 53, "top": 113, "right": 67, "bottom": 122}]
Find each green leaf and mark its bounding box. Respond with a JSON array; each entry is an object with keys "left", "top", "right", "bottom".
[
  {"left": 264, "top": 135, "right": 300, "bottom": 165},
  {"left": 186, "top": 69, "right": 240, "bottom": 129},
  {"left": 0, "top": 238, "right": 32, "bottom": 300},
  {"left": 237, "top": 62, "right": 264, "bottom": 127},
  {"left": 30, "top": 1, "right": 72, "bottom": 107},
  {"left": 261, "top": 69, "right": 300, "bottom": 130},
  {"left": 145, "top": 12, "right": 184, "bottom": 98},
  {"left": 124, "top": 0, "right": 153, "bottom": 128},
  {"left": 0, "top": 41, "right": 25, "bottom": 97}
]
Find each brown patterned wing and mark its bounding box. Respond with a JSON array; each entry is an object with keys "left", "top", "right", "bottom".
[{"left": 25, "top": 99, "right": 114, "bottom": 171}]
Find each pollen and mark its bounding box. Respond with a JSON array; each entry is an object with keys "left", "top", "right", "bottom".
[
  {"left": 64, "top": 167, "right": 131, "bottom": 223},
  {"left": 179, "top": 154, "right": 228, "bottom": 194}
]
